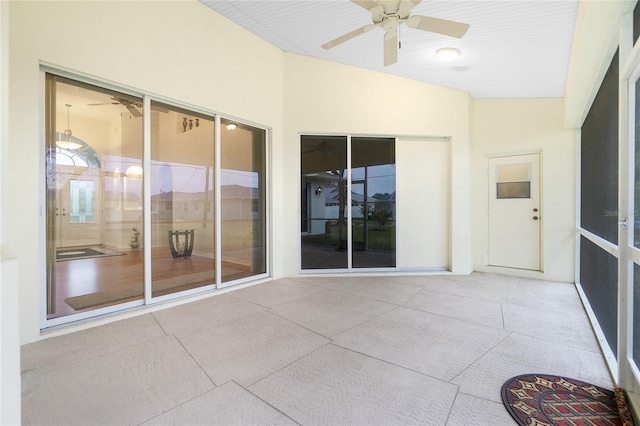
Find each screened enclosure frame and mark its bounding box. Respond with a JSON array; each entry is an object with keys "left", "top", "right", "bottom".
[{"left": 576, "top": 6, "right": 640, "bottom": 414}]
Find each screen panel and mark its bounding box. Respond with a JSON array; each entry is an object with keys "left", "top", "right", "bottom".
[
  {"left": 581, "top": 50, "right": 619, "bottom": 244},
  {"left": 580, "top": 236, "right": 618, "bottom": 357}
]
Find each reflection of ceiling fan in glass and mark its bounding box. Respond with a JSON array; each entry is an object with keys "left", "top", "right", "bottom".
[{"left": 88, "top": 96, "right": 142, "bottom": 117}]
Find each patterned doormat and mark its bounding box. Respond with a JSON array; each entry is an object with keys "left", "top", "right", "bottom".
[{"left": 502, "top": 374, "right": 634, "bottom": 426}]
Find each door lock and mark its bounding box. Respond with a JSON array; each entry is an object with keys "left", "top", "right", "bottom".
[
  {"left": 533, "top": 208, "right": 538, "bottom": 212},
  {"left": 533, "top": 216, "right": 539, "bottom": 220}
]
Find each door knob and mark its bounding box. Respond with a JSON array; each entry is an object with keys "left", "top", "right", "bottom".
[
  {"left": 533, "top": 216, "right": 539, "bottom": 220},
  {"left": 533, "top": 208, "right": 538, "bottom": 212}
]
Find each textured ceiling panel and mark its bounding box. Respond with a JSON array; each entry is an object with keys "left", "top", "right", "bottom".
[{"left": 200, "top": 0, "right": 578, "bottom": 98}]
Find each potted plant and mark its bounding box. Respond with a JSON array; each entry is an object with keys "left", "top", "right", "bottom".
[{"left": 130, "top": 228, "right": 140, "bottom": 249}]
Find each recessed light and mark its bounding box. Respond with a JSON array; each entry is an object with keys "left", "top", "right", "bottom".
[{"left": 436, "top": 47, "right": 461, "bottom": 63}]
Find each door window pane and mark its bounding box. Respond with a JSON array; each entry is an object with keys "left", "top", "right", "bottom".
[
  {"left": 300, "top": 136, "right": 348, "bottom": 269},
  {"left": 46, "top": 74, "right": 144, "bottom": 319},
  {"left": 150, "top": 101, "right": 215, "bottom": 296},
  {"left": 220, "top": 118, "right": 267, "bottom": 281},
  {"left": 351, "top": 137, "right": 396, "bottom": 268},
  {"left": 69, "top": 180, "right": 95, "bottom": 223}
]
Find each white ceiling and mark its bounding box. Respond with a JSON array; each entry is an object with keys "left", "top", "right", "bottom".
[{"left": 200, "top": 0, "right": 578, "bottom": 99}]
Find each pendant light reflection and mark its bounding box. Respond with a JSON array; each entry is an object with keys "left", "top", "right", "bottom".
[
  {"left": 126, "top": 165, "right": 143, "bottom": 178},
  {"left": 56, "top": 104, "right": 82, "bottom": 150}
]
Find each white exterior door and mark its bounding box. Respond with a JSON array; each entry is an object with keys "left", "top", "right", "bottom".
[
  {"left": 56, "top": 168, "right": 102, "bottom": 248},
  {"left": 488, "top": 154, "right": 540, "bottom": 270}
]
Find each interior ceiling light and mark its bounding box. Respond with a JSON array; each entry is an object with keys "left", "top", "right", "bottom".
[
  {"left": 436, "top": 47, "right": 461, "bottom": 63},
  {"left": 126, "top": 165, "right": 143, "bottom": 179},
  {"left": 226, "top": 123, "right": 237, "bottom": 131},
  {"left": 56, "top": 104, "right": 82, "bottom": 150}
]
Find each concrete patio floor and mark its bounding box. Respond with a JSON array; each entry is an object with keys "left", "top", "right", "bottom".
[{"left": 21, "top": 272, "right": 613, "bottom": 425}]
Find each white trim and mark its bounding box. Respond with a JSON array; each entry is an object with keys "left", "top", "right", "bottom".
[
  {"left": 618, "top": 11, "right": 632, "bottom": 387},
  {"left": 577, "top": 228, "right": 620, "bottom": 258},
  {"left": 575, "top": 129, "right": 582, "bottom": 283},
  {"left": 215, "top": 115, "right": 222, "bottom": 288},
  {"left": 575, "top": 281, "right": 619, "bottom": 383},
  {"left": 347, "top": 134, "right": 353, "bottom": 270},
  {"left": 143, "top": 95, "right": 152, "bottom": 306}
]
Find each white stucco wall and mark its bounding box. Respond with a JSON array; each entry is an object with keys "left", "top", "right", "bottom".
[
  {"left": 9, "top": 0, "right": 284, "bottom": 343},
  {"left": 472, "top": 98, "right": 576, "bottom": 282},
  {"left": 1, "top": 1, "right": 21, "bottom": 423}
]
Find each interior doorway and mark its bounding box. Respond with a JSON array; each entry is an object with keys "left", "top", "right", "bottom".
[
  {"left": 56, "top": 168, "right": 102, "bottom": 248},
  {"left": 488, "top": 153, "right": 541, "bottom": 270}
]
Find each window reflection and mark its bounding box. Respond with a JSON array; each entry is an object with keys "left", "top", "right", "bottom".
[
  {"left": 220, "top": 118, "right": 267, "bottom": 281},
  {"left": 351, "top": 137, "right": 396, "bottom": 268},
  {"left": 150, "top": 101, "right": 215, "bottom": 296},
  {"left": 300, "top": 136, "right": 396, "bottom": 270},
  {"left": 300, "top": 136, "right": 348, "bottom": 269},
  {"left": 46, "top": 74, "right": 144, "bottom": 318}
]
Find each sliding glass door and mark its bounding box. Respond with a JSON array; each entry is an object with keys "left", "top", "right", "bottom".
[
  {"left": 45, "top": 75, "right": 144, "bottom": 319},
  {"left": 351, "top": 137, "right": 396, "bottom": 268},
  {"left": 300, "top": 136, "right": 348, "bottom": 270},
  {"left": 300, "top": 135, "right": 395, "bottom": 270},
  {"left": 150, "top": 102, "right": 216, "bottom": 297},
  {"left": 44, "top": 72, "right": 269, "bottom": 325},
  {"left": 219, "top": 118, "right": 267, "bottom": 285}
]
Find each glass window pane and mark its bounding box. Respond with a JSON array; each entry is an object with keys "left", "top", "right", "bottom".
[
  {"left": 46, "top": 75, "right": 144, "bottom": 319},
  {"left": 69, "top": 180, "right": 95, "bottom": 223},
  {"left": 150, "top": 101, "right": 215, "bottom": 296},
  {"left": 497, "top": 164, "right": 529, "bottom": 182},
  {"left": 496, "top": 182, "right": 531, "bottom": 199},
  {"left": 351, "top": 137, "right": 396, "bottom": 268},
  {"left": 220, "top": 118, "right": 267, "bottom": 281},
  {"left": 300, "top": 136, "right": 348, "bottom": 269}
]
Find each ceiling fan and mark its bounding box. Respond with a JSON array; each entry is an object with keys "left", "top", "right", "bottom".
[
  {"left": 321, "top": 0, "right": 470, "bottom": 66},
  {"left": 88, "top": 96, "right": 142, "bottom": 117}
]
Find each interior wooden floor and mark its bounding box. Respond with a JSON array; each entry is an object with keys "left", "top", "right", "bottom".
[{"left": 50, "top": 246, "right": 253, "bottom": 319}]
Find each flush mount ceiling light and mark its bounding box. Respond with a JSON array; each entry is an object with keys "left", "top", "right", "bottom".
[
  {"left": 436, "top": 47, "right": 461, "bottom": 62},
  {"left": 226, "top": 123, "right": 237, "bottom": 131},
  {"left": 56, "top": 104, "right": 82, "bottom": 150}
]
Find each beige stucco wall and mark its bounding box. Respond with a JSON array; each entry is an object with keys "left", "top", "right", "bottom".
[
  {"left": 282, "top": 53, "right": 473, "bottom": 276},
  {"left": 8, "top": 0, "right": 285, "bottom": 343},
  {"left": 472, "top": 98, "right": 576, "bottom": 282}
]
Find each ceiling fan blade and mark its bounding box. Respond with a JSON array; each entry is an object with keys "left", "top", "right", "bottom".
[
  {"left": 406, "top": 15, "right": 470, "bottom": 38},
  {"left": 322, "top": 24, "right": 376, "bottom": 50},
  {"left": 398, "top": 0, "right": 421, "bottom": 15},
  {"left": 350, "top": 0, "right": 380, "bottom": 11},
  {"left": 383, "top": 29, "right": 398, "bottom": 66},
  {"left": 126, "top": 104, "right": 142, "bottom": 118}
]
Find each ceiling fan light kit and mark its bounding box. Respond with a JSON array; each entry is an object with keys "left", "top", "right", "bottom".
[
  {"left": 321, "top": 0, "right": 469, "bottom": 66},
  {"left": 436, "top": 47, "right": 460, "bottom": 62}
]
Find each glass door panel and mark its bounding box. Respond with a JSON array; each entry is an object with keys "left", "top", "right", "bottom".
[
  {"left": 220, "top": 118, "right": 267, "bottom": 282},
  {"left": 300, "top": 136, "right": 348, "bottom": 270},
  {"left": 46, "top": 74, "right": 144, "bottom": 319},
  {"left": 351, "top": 137, "right": 396, "bottom": 268},
  {"left": 150, "top": 101, "right": 215, "bottom": 297}
]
